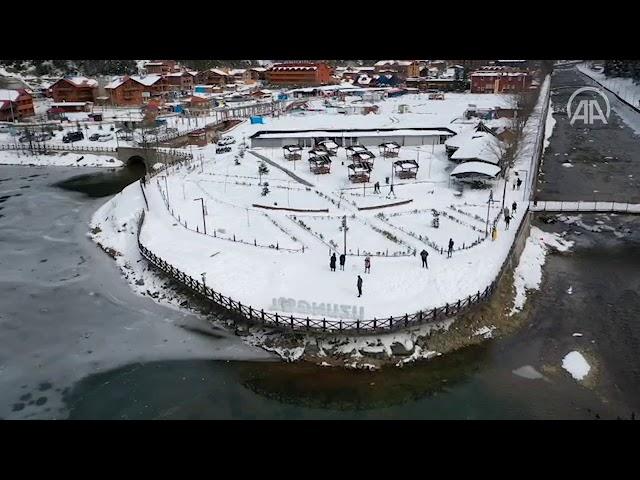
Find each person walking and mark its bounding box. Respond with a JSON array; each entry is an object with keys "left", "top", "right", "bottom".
[
  {"left": 512, "top": 201, "right": 517, "bottom": 214},
  {"left": 364, "top": 255, "right": 371, "bottom": 274},
  {"left": 492, "top": 224, "right": 498, "bottom": 241},
  {"left": 330, "top": 252, "right": 337, "bottom": 272},
  {"left": 420, "top": 249, "right": 429, "bottom": 268},
  {"left": 447, "top": 238, "right": 454, "bottom": 258},
  {"left": 373, "top": 181, "right": 381, "bottom": 194},
  {"left": 516, "top": 178, "right": 522, "bottom": 190},
  {"left": 386, "top": 184, "right": 396, "bottom": 199},
  {"left": 504, "top": 213, "right": 511, "bottom": 230},
  {"left": 339, "top": 253, "right": 346, "bottom": 271},
  {"left": 357, "top": 275, "right": 363, "bottom": 297}
]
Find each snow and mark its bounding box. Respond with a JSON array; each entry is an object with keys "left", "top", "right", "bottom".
[
  {"left": 450, "top": 133, "right": 500, "bottom": 164},
  {"left": 0, "top": 89, "right": 20, "bottom": 101},
  {"left": 0, "top": 150, "right": 122, "bottom": 168},
  {"left": 562, "top": 351, "right": 591, "bottom": 380},
  {"left": 94, "top": 77, "right": 551, "bottom": 324},
  {"left": 510, "top": 226, "right": 574, "bottom": 315},
  {"left": 473, "top": 325, "right": 495, "bottom": 338},
  {"left": 450, "top": 161, "right": 500, "bottom": 178},
  {"left": 542, "top": 98, "right": 556, "bottom": 154},
  {"left": 512, "top": 365, "right": 545, "bottom": 380}
]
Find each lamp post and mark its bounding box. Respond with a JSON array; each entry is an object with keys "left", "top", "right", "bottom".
[
  {"left": 485, "top": 190, "right": 492, "bottom": 237},
  {"left": 341, "top": 215, "right": 348, "bottom": 256},
  {"left": 194, "top": 197, "right": 206, "bottom": 234},
  {"left": 163, "top": 175, "right": 170, "bottom": 207}
]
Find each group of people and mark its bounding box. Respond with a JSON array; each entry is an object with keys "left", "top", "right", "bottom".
[
  {"left": 504, "top": 201, "right": 518, "bottom": 230},
  {"left": 329, "top": 252, "right": 371, "bottom": 297}
]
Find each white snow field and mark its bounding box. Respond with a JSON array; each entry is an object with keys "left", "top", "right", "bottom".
[
  {"left": 96, "top": 77, "right": 550, "bottom": 322},
  {"left": 562, "top": 351, "right": 591, "bottom": 381}
]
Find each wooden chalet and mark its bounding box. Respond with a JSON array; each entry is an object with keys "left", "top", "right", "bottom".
[
  {"left": 308, "top": 154, "right": 332, "bottom": 174},
  {"left": 393, "top": 159, "right": 419, "bottom": 179},
  {"left": 347, "top": 163, "right": 370, "bottom": 183},
  {"left": 283, "top": 144, "right": 302, "bottom": 161},
  {"left": 379, "top": 142, "right": 400, "bottom": 158}
]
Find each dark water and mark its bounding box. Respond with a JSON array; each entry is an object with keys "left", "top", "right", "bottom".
[{"left": 54, "top": 162, "right": 146, "bottom": 197}]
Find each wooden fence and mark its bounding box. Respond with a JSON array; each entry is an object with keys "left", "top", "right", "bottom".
[
  {"left": 0, "top": 143, "right": 118, "bottom": 154},
  {"left": 137, "top": 205, "right": 531, "bottom": 334}
]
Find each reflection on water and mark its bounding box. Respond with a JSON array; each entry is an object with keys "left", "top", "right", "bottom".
[{"left": 54, "top": 162, "right": 146, "bottom": 197}]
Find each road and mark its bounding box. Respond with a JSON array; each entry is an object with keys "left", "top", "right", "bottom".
[{"left": 538, "top": 65, "right": 640, "bottom": 202}]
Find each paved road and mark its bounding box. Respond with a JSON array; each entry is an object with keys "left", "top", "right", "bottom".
[{"left": 538, "top": 65, "right": 640, "bottom": 202}]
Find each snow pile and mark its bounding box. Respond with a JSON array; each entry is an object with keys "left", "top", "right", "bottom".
[
  {"left": 512, "top": 365, "right": 545, "bottom": 380},
  {"left": 510, "top": 227, "right": 574, "bottom": 315},
  {"left": 0, "top": 150, "right": 122, "bottom": 168},
  {"left": 542, "top": 100, "right": 556, "bottom": 155},
  {"left": 562, "top": 351, "right": 591, "bottom": 380},
  {"left": 473, "top": 325, "right": 496, "bottom": 338}
]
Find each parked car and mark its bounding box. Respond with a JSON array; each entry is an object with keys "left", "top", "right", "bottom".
[
  {"left": 218, "top": 136, "right": 236, "bottom": 146},
  {"left": 89, "top": 132, "right": 112, "bottom": 141},
  {"left": 63, "top": 131, "right": 84, "bottom": 143}
]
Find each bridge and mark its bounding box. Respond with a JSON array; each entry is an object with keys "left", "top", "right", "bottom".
[{"left": 530, "top": 200, "right": 640, "bottom": 214}]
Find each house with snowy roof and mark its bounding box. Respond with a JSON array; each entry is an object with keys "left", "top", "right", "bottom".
[
  {"left": 0, "top": 88, "right": 35, "bottom": 121},
  {"left": 50, "top": 76, "right": 98, "bottom": 103},
  {"left": 105, "top": 75, "right": 165, "bottom": 106},
  {"left": 194, "top": 68, "right": 229, "bottom": 86},
  {"left": 266, "top": 63, "right": 333, "bottom": 86}
]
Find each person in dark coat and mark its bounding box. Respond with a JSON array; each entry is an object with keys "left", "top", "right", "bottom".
[
  {"left": 364, "top": 255, "right": 371, "bottom": 273},
  {"left": 516, "top": 178, "right": 522, "bottom": 190},
  {"left": 447, "top": 238, "right": 454, "bottom": 258},
  {"left": 512, "top": 201, "right": 517, "bottom": 214},
  {"left": 357, "top": 275, "right": 363, "bottom": 297},
  {"left": 420, "top": 249, "right": 429, "bottom": 268},
  {"left": 386, "top": 184, "right": 396, "bottom": 199},
  {"left": 505, "top": 213, "right": 511, "bottom": 230},
  {"left": 373, "top": 181, "right": 381, "bottom": 194},
  {"left": 339, "top": 253, "right": 346, "bottom": 271},
  {"left": 330, "top": 253, "right": 337, "bottom": 271}
]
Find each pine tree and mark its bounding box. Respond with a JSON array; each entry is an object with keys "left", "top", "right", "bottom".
[
  {"left": 261, "top": 182, "right": 270, "bottom": 196},
  {"left": 258, "top": 161, "right": 269, "bottom": 185}
]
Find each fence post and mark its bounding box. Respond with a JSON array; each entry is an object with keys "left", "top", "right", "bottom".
[
  {"left": 261, "top": 309, "right": 265, "bottom": 322},
  {"left": 432, "top": 308, "right": 436, "bottom": 320},
  {"left": 290, "top": 315, "right": 294, "bottom": 329},
  {"left": 419, "top": 310, "right": 423, "bottom": 322},
  {"left": 323, "top": 318, "right": 326, "bottom": 331},
  {"left": 275, "top": 312, "right": 279, "bottom": 325},
  {"left": 404, "top": 314, "right": 408, "bottom": 327}
]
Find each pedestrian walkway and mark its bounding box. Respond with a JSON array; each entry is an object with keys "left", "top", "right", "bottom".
[
  {"left": 530, "top": 200, "right": 640, "bottom": 214},
  {"left": 249, "top": 151, "right": 314, "bottom": 187}
]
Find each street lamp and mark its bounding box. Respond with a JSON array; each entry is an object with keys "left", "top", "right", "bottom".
[
  {"left": 341, "top": 215, "right": 348, "bottom": 256},
  {"left": 194, "top": 197, "right": 206, "bottom": 234},
  {"left": 485, "top": 190, "right": 492, "bottom": 237}
]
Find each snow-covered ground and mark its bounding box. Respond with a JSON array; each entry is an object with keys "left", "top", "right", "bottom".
[
  {"left": 562, "top": 351, "right": 591, "bottom": 381},
  {"left": 93, "top": 78, "right": 550, "bottom": 323},
  {"left": 510, "top": 226, "right": 574, "bottom": 315},
  {"left": 0, "top": 149, "right": 122, "bottom": 168}
]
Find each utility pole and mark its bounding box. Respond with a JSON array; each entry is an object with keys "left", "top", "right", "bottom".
[
  {"left": 342, "top": 215, "right": 348, "bottom": 256},
  {"left": 163, "top": 175, "right": 170, "bottom": 207},
  {"left": 485, "top": 190, "right": 492, "bottom": 237},
  {"left": 194, "top": 197, "right": 206, "bottom": 234}
]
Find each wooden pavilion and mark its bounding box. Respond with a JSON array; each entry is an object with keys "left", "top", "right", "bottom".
[
  {"left": 283, "top": 144, "right": 302, "bottom": 161},
  {"left": 393, "top": 159, "right": 419, "bottom": 179},
  {"left": 347, "top": 163, "right": 370, "bottom": 183},
  {"left": 308, "top": 154, "right": 332, "bottom": 174},
  {"left": 316, "top": 139, "right": 339, "bottom": 156},
  {"left": 379, "top": 141, "right": 400, "bottom": 158}
]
